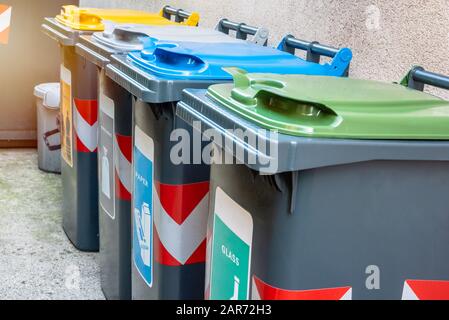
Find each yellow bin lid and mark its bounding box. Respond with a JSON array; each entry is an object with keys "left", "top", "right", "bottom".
[{"left": 55, "top": 5, "right": 200, "bottom": 31}]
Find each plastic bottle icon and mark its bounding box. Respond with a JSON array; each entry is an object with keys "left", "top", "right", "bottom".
[
  {"left": 135, "top": 203, "right": 152, "bottom": 267},
  {"left": 101, "top": 146, "right": 111, "bottom": 199},
  {"left": 230, "top": 276, "right": 240, "bottom": 300}
]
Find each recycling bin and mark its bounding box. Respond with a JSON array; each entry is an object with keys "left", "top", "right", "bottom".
[
  {"left": 41, "top": 5, "right": 199, "bottom": 253},
  {"left": 75, "top": 19, "right": 268, "bottom": 301},
  {"left": 176, "top": 67, "right": 449, "bottom": 300},
  {"left": 105, "top": 33, "right": 352, "bottom": 300},
  {"left": 34, "top": 83, "right": 61, "bottom": 174}
]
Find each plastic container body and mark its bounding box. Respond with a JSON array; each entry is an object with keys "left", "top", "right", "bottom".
[
  {"left": 132, "top": 100, "right": 210, "bottom": 300},
  {"left": 98, "top": 71, "right": 133, "bottom": 299},
  {"left": 59, "top": 44, "right": 99, "bottom": 252},
  {"left": 206, "top": 157, "right": 449, "bottom": 300}
]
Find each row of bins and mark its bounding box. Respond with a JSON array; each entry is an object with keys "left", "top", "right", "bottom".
[{"left": 42, "top": 4, "right": 449, "bottom": 300}]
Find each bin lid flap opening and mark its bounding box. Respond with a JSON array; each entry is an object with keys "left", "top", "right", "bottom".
[
  {"left": 126, "top": 40, "right": 350, "bottom": 81},
  {"left": 206, "top": 68, "right": 449, "bottom": 140}
]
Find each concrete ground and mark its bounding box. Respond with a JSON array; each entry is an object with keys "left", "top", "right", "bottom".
[{"left": 0, "top": 149, "right": 104, "bottom": 300}]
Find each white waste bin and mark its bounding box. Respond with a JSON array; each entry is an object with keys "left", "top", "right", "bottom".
[{"left": 34, "top": 83, "right": 61, "bottom": 173}]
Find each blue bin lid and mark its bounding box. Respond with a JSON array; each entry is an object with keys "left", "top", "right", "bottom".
[{"left": 127, "top": 40, "right": 353, "bottom": 81}]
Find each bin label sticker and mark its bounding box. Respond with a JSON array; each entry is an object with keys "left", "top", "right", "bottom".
[
  {"left": 60, "top": 65, "right": 73, "bottom": 168},
  {"left": 210, "top": 188, "right": 253, "bottom": 300},
  {"left": 133, "top": 126, "right": 154, "bottom": 288},
  {"left": 99, "top": 93, "right": 115, "bottom": 220},
  {"left": 0, "top": 5, "right": 12, "bottom": 45}
]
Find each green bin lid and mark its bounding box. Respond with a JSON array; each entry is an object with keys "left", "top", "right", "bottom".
[{"left": 206, "top": 68, "right": 449, "bottom": 140}]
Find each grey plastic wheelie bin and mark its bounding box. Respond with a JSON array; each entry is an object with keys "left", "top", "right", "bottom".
[
  {"left": 105, "top": 33, "right": 352, "bottom": 300},
  {"left": 176, "top": 67, "right": 449, "bottom": 300},
  {"left": 74, "top": 19, "right": 267, "bottom": 300},
  {"left": 41, "top": 5, "right": 198, "bottom": 254}
]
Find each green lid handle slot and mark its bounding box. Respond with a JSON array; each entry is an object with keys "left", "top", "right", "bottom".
[
  {"left": 403, "top": 66, "right": 449, "bottom": 92},
  {"left": 223, "top": 68, "right": 339, "bottom": 128},
  {"left": 224, "top": 68, "right": 251, "bottom": 88},
  {"left": 253, "top": 91, "right": 338, "bottom": 121},
  {"left": 225, "top": 68, "right": 285, "bottom": 103},
  {"left": 162, "top": 6, "right": 196, "bottom": 24},
  {"left": 215, "top": 19, "right": 269, "bottom": 46}
]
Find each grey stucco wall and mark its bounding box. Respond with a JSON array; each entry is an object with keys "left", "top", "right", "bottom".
[{"left": 80, "top": 0, "right": 449, "bottom": 97}]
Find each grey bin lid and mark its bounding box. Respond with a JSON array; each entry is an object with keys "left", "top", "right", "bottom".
[
  {"left": 112, "top": 24, "right": 246, "bottom": 43},
  {"left": 92, "top": 24, "right": 245, "bottom": 53},
  {"left": 82, "top": 24, "right": 247, "bottom": 70},
  {"left": 177, "top": 89, "right": 449, "bottom": 175}
]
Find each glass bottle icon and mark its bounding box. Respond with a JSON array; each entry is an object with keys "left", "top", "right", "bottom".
[{"left": 230, "top": 276, "right": 240, "bottom": 300}]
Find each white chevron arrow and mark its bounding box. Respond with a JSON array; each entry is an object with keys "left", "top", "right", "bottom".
[
  {"left": 114, "top": 136, "right": 132, "bottom": 193},
  {"left": 402, "top": 281, "right": 419, "bottom": 300},
  {"left": 74, "top": 102, "right": 98, "bottom": 152},
  {"left": 153, "top": 183, "right": 209, "bottom": 265}
]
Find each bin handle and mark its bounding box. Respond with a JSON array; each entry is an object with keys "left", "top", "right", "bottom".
[
  {"left": 41, "top": 23, "right": 74, "bottom": 46},
  {"left": 161, "top": 5, "right": 200, "bottom": 26},
  {"left": 106, "top": 64, "right": 153, "bottom": 98},
  {"left": 402, "top": 66, "right": 449, "bottom": 91},
  {"left": 43, "top": 129, "right": 61, "bottom": 152},
  {"left": 76, "top": 43, "right": 109, "bottom": 66},
  {"left": 142, "top": 48, "right": 206, "bottom": 73},
  {"left": 75, "top": 43, "right": 110, "bottom": 68},
  {"left": 215, "top": 18, "right": 269, "bottom": 46},
  {"left": 278, "top": 35, "right": 352, "bottom": 77}
]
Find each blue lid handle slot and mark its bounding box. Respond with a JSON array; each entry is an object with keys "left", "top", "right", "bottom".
[
  {"left": 402, "top": 66, "right": 449, "bottom": 92},
  {"left": 138, "top": 47, "right": 206, "bottom": 75},
  {"left": 278, "top": 35, "right": 352, "bottom": 77},
  {"left": 215, "top": 18, "right": 269, "bottom": 46}
]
